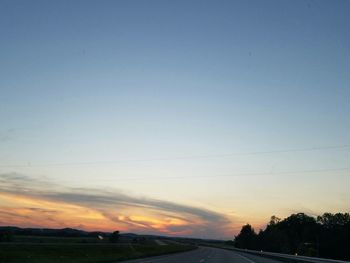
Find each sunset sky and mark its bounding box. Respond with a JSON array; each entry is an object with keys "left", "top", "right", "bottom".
[{"left": 1, "top": 0, "right": 350, "bottom": 239}]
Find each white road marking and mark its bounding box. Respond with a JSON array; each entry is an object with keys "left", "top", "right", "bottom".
[
  {"left": 134, "top": 248, "right": 202, "bottom": 263},
  {"left": 236, "top": 253, "right": 256, "bottom": 263}
]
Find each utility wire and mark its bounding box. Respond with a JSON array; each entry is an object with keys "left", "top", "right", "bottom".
[
  {"left": 99, "top": 167, "right": 350, "bottom": 182},
  {"left": 0, "top": 144, "right": 349, "bottom": 168}
]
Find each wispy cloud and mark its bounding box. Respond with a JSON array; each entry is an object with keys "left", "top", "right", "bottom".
[{"left": 0, "top": 173, "right": 233, "bottom": 238}]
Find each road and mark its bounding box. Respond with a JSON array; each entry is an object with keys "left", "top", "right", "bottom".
[{"left": 122, "top": 246, "right": 284, "bottom": 263}]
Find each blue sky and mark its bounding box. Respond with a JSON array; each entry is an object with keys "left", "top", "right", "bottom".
[{"left": 0, "top": 0, "right": 350, "bottom": 238}]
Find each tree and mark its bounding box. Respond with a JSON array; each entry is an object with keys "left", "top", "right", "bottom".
[
  {"left": 234, "top": 212, "right": 350, "bottom": 260},
  {"left": 234, "top": 224, "right": 257, "bottom": 249},
  {"left": 317, "top": 213, "right": 350, "bottom": 259},
  {"left": 269, "top": 215, "right": 281, "bottom": 226},
  {"left": 317, "top": 213, "right": 350, "bottom": 228},
  {"left": 109, "top": 230, "right": 120, "bottom": 243}
]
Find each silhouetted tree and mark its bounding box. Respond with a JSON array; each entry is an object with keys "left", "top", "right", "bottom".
[
  {"left": 234, "top": 213, "right": 350, "bottom": 260},
  {"left": 269, "top": 215, "right": 281, "bottom": 226},
  {"left": 317, "top": 213, "right": 350, "bottom": 259},
  {"left": 317, "top": 212, "right": 350, "bottom": 228},
  {"left": 235, "top": 224, "right": 257, "bottom": 249},
  {"left": 279, "top": 213, "right": 318, "bottom": 254},
  {"left": 109, "top": 230, "right": 120, "bottom": 243},
  {"left": 258, "top": 218, "right": 288, "bottom": 253}
]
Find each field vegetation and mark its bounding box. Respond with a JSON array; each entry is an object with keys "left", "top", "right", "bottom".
[{"left": 0, "top": 234, "right": 195, "bottom": 263}]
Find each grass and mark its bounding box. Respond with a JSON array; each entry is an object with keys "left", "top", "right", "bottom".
[
  {"left": 12, "top": 235, "right": 99, "bottom": 243},
  {"left": 0, "top": 242, "right": 196, "bottom": 263}
]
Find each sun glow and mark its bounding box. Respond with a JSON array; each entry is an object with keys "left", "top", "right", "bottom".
[{"left": 0, "top": 192, "right": 203, "bottom": 235}]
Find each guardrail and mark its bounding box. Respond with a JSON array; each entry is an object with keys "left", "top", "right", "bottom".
[
  {"left": 233, "top": 247, "right": 350, "bottom": 263},
  {"left": 199, "top": 243, "right": 350, "bottom": 263}
]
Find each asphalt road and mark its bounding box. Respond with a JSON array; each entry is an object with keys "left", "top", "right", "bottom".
[{"left": 122, "top": 246, "right": 283, "bottom": 263}]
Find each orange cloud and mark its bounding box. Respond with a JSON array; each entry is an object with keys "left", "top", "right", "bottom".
[{"left": 0, "top": 173, "right": 236, "bottom": 238}]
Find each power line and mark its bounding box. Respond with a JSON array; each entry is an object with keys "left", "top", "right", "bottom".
[
  {"left": 0, "top": 144, "right": 349, "bottom": 168},
  {"left": 99, "top": 167, "right": 350, "bottom": 182}
]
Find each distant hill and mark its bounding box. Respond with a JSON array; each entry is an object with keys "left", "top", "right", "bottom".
[
  {"left": 0, "top": 226, "right": 224, "bottom": 243},
  {"left": 0, "top": 226, "right": 108, "bottom": 237}
]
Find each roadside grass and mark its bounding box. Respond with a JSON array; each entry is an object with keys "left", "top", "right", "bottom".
[
  {"left": 12, "top": 235, "right": 99, "bottom": 243},
  {"left": 0, "top": 242, "right": 196, "bottom": 263}
]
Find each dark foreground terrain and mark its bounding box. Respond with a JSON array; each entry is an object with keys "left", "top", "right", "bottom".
[{"left": 0, "top": 238, "right": 195, "bottom": 263}]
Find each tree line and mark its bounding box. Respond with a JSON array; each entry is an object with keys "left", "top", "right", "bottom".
[{"left": 234, "top": 212, "right": 350, "bottom": 260}]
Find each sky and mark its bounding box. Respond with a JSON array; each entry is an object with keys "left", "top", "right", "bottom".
[{"left": 0, "top": 0, "right": 350, "bottom": 239}]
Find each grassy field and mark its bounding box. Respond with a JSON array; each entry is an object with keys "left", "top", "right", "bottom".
[
  {"left": 11, "top": 235, "right": 99, "bottom": 243},
  {"left": 0, "top": 242, "right": 196, "bottom": 263}
]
